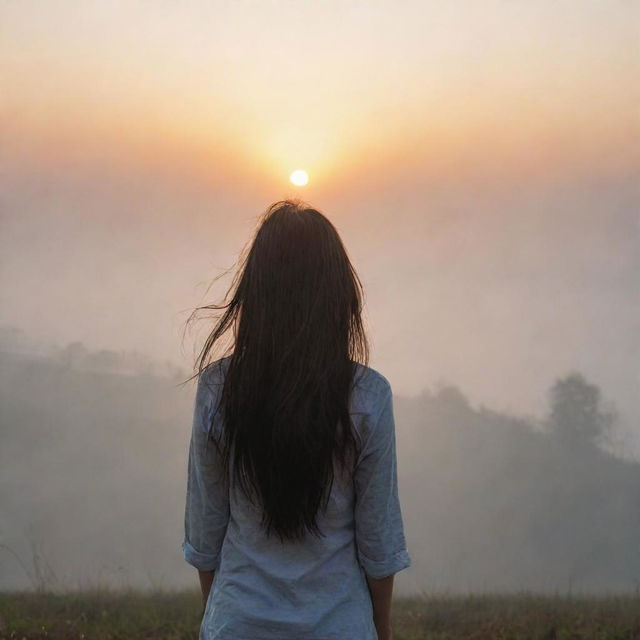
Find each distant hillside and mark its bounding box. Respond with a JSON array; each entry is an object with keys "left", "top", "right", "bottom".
[
  {"left": 396, "top": 385, "right": 640, "bottom": 594},
  {"left": 1, "top": 347, "right": 638, "bottom": 594}
]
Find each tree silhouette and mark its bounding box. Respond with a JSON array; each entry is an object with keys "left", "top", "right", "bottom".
[
  {"left": 57, "top": 341, "right": 88, "bottom": 369},
  {"left": 545, "top": 371, "right": 617, "bottom": 449}
]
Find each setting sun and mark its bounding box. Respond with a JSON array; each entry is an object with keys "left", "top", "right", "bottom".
[{"left": 289, "top": 170, "right": 309, "bottom": 186}]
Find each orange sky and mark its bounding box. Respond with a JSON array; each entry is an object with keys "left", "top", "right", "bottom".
[
  {"left": 2, "top": 0, "right": 638, "bottom": 190},
  {"left": 1, "top": 0, "right": 639, "bottom": 453}
]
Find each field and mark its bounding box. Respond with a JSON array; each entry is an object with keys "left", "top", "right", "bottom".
[{"left": 1, "top": 589, "right": 639, "bottom": 639}]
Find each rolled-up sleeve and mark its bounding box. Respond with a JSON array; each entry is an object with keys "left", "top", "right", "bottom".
[
  {"left": 182, "top": 372, "right": 230, "bottom": 572},
  {"left": 354, "top": 381, "right": 412, "bottom": 579}
]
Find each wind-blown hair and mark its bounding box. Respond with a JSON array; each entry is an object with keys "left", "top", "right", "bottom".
[{"left": 184, "top": 199, "right": 370, "bottom": 543}]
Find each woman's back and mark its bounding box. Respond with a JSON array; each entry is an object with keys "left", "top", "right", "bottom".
[{"left": 183, "top": 354, "right": 411, "bottom": 639}]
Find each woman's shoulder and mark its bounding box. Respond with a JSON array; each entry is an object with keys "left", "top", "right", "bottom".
[
  {"left": 194, "top": 356, "right": 233, "bottom": 440},
  {"left": 202, "top": 355, "right": 389, "bottom": 387},
  {"left": 198, "top": 355, "right": 391, "bottom": 414},
  {"left": 351, "top": 361, "right": 392, "bottom": 415},
  {"left": 200, "top": 354, "right": 233, "bottom": 386},
  {"left": 195, "top": 356, "right": 232, "bottom": 415},
  {"left": 352, "top": 361, "right": 391, "bottom": 391}
]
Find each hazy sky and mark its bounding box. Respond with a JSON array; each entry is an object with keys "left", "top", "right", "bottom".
[{"left": 1, "top": 1, "right": 638, "bottom": 450}]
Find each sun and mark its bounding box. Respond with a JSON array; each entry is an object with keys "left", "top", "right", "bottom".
[{"left": 289, "top": 169, "right": 309, "bottom": 186}]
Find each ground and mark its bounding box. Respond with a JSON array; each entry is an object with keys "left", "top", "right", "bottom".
[{"left": 1, "top": 589, "right": 639, "bottom": 639}]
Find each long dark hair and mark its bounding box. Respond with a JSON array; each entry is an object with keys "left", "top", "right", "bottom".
[{"left": 184, "top": 199, "right": 369, "bottom": 543}]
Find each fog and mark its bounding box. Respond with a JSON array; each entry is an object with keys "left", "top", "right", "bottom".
[
  {"left": 1, "top": 339, "right": 638, "bottom": 595},
  {"left": 2, "top": 149, "right": 638, "bottom": 457},
  {"left": 1, "top": 0, "right": 639, "bottom": 595}
]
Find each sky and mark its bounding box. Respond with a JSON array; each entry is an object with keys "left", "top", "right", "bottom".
[{"left": 1, "top": 1, "right": 639, "bottom": 451}]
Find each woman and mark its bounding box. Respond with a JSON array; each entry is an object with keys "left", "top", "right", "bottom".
[{"left": 182, "top": 199, "right": 411, "bottom": 639}]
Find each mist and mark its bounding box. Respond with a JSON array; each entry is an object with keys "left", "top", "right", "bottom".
[
  {"left": 1, "top": 0, "right": 638, "bottom": 597},
  {"left": 1, "top": 338, "right": 638, "bottom": 595}
]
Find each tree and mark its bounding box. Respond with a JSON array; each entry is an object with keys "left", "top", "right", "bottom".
[
  {"left": 57, "top": 341, "right": 88, "bottom": 370},
  {"left": 545, "top": 371, "right": 617, "bottom": 449}
]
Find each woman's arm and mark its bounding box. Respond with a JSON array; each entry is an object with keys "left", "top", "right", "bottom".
[
  {"left": 182, "top": 370, "right": 230, "bottom": 616},
  {"left": 365, "top": 574, "right": 395, "bottom": 640},
  {"left": 353, "top": 380, "right": 410, "bottom": 640},
  {"left": 198, "top": 569, "right": 214, "bottom": 613}
]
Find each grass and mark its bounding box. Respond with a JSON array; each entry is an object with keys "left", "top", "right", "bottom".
[
  {"left": 0, "top": 589, "right": 639, "bottom": 639},
  {"left": 393, "top": 592, "right": 640, "bottom": 639},
  {"left": 0, "top": 588, "right": 198, "bottom": 640}
]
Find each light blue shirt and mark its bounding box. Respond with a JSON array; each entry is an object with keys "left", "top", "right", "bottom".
[{"left": 182, "top": 355, "right": 411, "bottom": 639}]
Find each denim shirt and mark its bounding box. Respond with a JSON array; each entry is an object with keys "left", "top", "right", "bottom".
[{"left": 182, "top": 356, "right": 411, "bottom": 639}]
